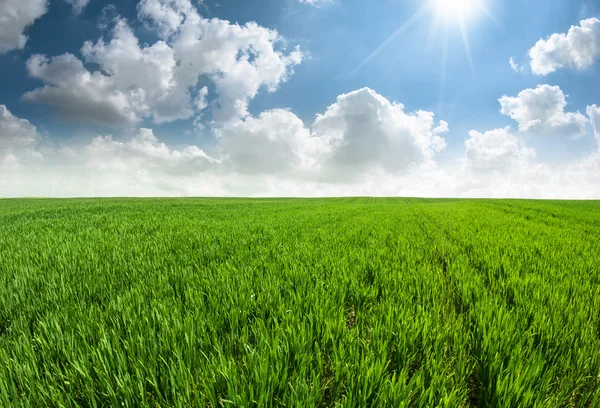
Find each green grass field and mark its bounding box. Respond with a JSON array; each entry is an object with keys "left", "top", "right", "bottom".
[{"left": 1, "top": 198, "right": 599, "bottom": 407}]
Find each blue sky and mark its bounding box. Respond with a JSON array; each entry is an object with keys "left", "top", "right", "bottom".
[{"left": 1, "top": 0, "right": 600, "bottom": 197}]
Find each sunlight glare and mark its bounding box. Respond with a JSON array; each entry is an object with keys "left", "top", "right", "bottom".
[
  {"left": 433, "top": 0, "right": 479, "bottom": 23},
  {"left": 346, "top": 0, "right": 498, "bottom": 79}
]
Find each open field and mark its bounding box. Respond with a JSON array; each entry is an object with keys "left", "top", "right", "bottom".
[{"left": 1, "top": 198, "right": 599, "bottom": 407}]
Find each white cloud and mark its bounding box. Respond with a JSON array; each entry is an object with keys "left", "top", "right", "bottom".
[
  {"left": 137, "top": 0, "right": 192, "bottom": 37},
  {"left": 3, "top": 85, "right": 600, "bottom": 199},
  {"left": 0, "top": 105, "right": 40, "bottom": 167},
  {"left": 213, "top": 88, "right": 448, "bottom": 180},
  {"left": 529, "top": 18, "right": 600, "bottom": 75},
  {"left": 1, "top": 88, "right": 451, "bottom": 195},
  {"left": 83, "top": 128, "right": 219, "bottom": 176},
  {"left": 0, "top": 0, "right": 48, "bottom": 54},
  {"left": 214, "top": 87, "right": 448, "bottom": 181},
  {"left": 0, "top": 105, "right": 44, "bottom": 175},
  {"left": 463, "top": 127, "right": 536, "bottom": 173},
  {"left": 588, "top": 104, "right": 600, "bottom": 148},
  {"left": 22, "top": 0, "right": 303, "bottom": 127},
  {"left": 509, "top": 56, "right": 523, "bottom": 73},
  {"left": 215, "top": 109, "right": 324, "bottom": 175},
  {"left": 498, "top": 85, "right": 588, "bottom": 138},
  {"left": 23, "top": 19, "right": 186, "bottom": 125},
  {"left": 0, "top": 106, "right": 223, "bottom": 196},
  {"left": 0, "top": 105, "right": 38, "bottom": 151},
  {"left": 451, "top": 126, "right": 600, "bottom": 199},
  {"left": 23, "top": 53, "right": 139, "bottom": 126},
  {"left": 162, "top": 2, "right": 303, "bottom": 125},
  {"left": 312, "top": 88, "right": 447, "bottom": 179},
  {"left": 62, "top": 0, "right": 90, "bottom": 14},
  {"left": 139, "top": 0, "right": 303, "bottom": 125},
  {"left": 194, "top": 86, "right": 209, "bottom": 112},
  {"left": 81, "top": 18, "right": 191, "bottom": 124}
]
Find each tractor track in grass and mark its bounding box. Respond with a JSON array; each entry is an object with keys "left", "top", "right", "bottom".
[
  {"left": 402, "top": 198, "right": 563, "bottom": 406},
  {"left": 404, "top": 198, "right": 600, "bottom": 407},
  {"left": 402, "top": 198, "right": 482, "bottom": 406},
  {"left": 481, "top": 200, "right": 600, "bottom": 232}
]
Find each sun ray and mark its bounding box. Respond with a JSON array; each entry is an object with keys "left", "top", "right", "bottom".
[
  {"left": 477, "top": 1, "right": 503, "bottom": 28},
  {"left": 347, "top": 0, "right": 499, "bottom": 81},
  {"left": 426, "top": 9, "right": 443, "bottom": 49},
  {"left": 458, "top": 16, "right": 476, "bottom": 78},
  {"left": 438, "top": 23, "right": 448, "bottom": 113},
  {"left": 345, "top": 5, "right": 429, "bottom": 80}
]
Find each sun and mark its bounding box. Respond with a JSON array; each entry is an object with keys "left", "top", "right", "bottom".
[
  {"left": 432, "top": 0, "right": 480, "bottom": 23},
  {"left": 345, "top": 0, "right": 499, "bottom": 80}
]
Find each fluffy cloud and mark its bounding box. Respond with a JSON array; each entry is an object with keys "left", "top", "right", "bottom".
[
  {"left": 2, "top": 88, "right": 450, "bottom": 195},
  {"left": 454, "top": 93, "right": 600, "bottom": 198},
  {"left": 463, "top": 127, "right": 536, "bottom": 172},
  {"left": 83, "top": 128, "right": 219, "bottom": 176},
  {"left": 62, "top": 0, "right": 90, "bottom": 14},
  {"left": 22, "top": 20, "right": 185, "bottom": 125},
  {"left": 0, "top": 105, "right": 41, "bottom": 169},
  {"left": 23, "top": 53, "right": 139, "bottom": 125},
  {"left": 0, "top": 105, "right": 223, "bottom": 196},
  {"left": 22, "top": 0, "right": 302, "bottom": 127},
  {"left": 81, "top": 18, "right": 190, "bottom": 124},
  {"left": 451, "top": 126, "right": 598, "bottom": 199},
  {"left": 588, "top": 104, "right": 600, "bottom": 148},
  {"left": 142, "top": 0, "right": 303, "bottom": 125},
  {"left": 0, "top": 105, "right": 38, "bottom": 151},
  {"left": 529, "top": 18, "right": 600, "bottom": 75},
  {"left": 215, "top": 109, "right": 323, "bottom": 175},
  {"left": 137, "top": 0, "right": 194, "bottom": 37},
  {"left": 498, "top": 85, "right": 588, "bottom": 138},
  {"left": 0, "top": 0, "right": 48, "bottom": 54},
  {"left": 4, "top": 83, "right": 600, "bottom": 198},
  {"left": 216, "top": 88, "right": 448, "bottom": 180},
  {"left": 312, "top": 88, "right": 447, "bottom": 179}
]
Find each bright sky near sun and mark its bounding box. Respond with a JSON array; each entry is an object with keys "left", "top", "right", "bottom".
[{"left": 1, "top": 0, "right": 600, "bottom": 198}]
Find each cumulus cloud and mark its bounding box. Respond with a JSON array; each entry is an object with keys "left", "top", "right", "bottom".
[
  {"left": 83, "top": 128, "right": 219, "bottom": 176},
  {"left": 0, "top": 105, "right": 223, "bottom": 196},
  {"left": 148, "top": 0, "right": 303, "bottom": 125},
  {"left": 0, "top": 105, "right": 38, "bottom": 150},
  {"left": 3, "top": 83, "right": 600, "bottom": 199},
  {"left": 23, "top": 53, "right": 139, "bottom": 125},
  {"left": 22, "top": 0, "right": 303, "bottom": 127},
  {"left": 138, "top": 0, "right": 303, "bottom": 125},
  {"left": 529, "top": 18, "right": 600, "bottom": 75},
  {"left": 194, "top": 87, "right": 209, "bottom": 112},
  {"left": 81, "top": 18, "right": 191, "bottom": 124},
  {"left": 137, "top": 0, "right": 193, "bottom": 37},
  {"left": 0, "top": 0, "right": 48, "bottom": 54},
  {"left": 449, "top": 126, "right": 599, "bottom": 199},
  {"left": 215, "top": 88, "right": 448, "bottom": 181},
  {"left": 0, "top": 105, "right": 42, "bottom": 169},
  {"left": 3, "top": 87, "right": 452, "bottom": 195},
  {"left": 453, "top": 91, "right": 600, "bottom": 198},
  {"left": 463, "top": 127, "right": 536, "bottom": 173},
  {"left": 312, "top": 88, "right": 447, "bottom": 179},
  {"left": 23, "top": 19, "right": 185, "bottom": 125},
  {"left": 215, "top": 109, "right": 324, "bottom": 175},
  {"left": 498, "top": 85, "right": 588, "bottom": 138}
]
